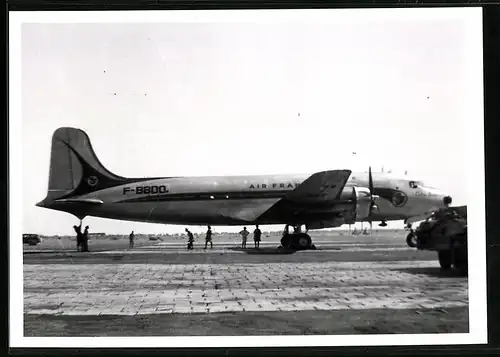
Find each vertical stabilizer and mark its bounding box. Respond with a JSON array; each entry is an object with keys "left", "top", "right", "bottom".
[{"left": 38, "top": 127, "right": 126, "bottom": 205}]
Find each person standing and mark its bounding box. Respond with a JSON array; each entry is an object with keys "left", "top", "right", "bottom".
[
  {"left": 81, "top": 225, "right": 90, "bottom": 252},
  {"left": 186, "top": 228, "right": 194, "bottom": 250},
  {"left": 253, "top": 225, "right": 262, "bottom": 249},
  {"left": 129, "top": 231, "right": 135, "bottom": 249},
  {"left": 204, "top": 226, "right": 213, "bottom": 249},
  {"left": 73, "top": 224, "right": 83, "bottom": 252},
  {"left": 239, "top": 227, "right": 249, "bottom": 249}
]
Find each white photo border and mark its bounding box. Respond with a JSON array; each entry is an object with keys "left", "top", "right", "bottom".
[{"left": 9, "top": 7, "right": 487, "bottom": 348}]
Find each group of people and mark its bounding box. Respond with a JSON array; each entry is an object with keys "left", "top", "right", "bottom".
[
  {"left": 73, "top": 223, "right": 90, "bottom": 252},
  {"left": 239, "top": 226, "right": 261, "bottom": 249},
  {"left": 73, "top": 223, "right": 263, "bottom": 252},
  {"left": 185, "top": 225, "right": 262, "bottom": 250},
  {"left": 73, "top": 227, "right": 135, "bottom": 251},
  {"left": 185, "top": 226, "right": 213, "bottom": 250}
]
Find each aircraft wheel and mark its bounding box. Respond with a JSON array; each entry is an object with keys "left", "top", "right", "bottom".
[
  {"left": 406, "top": 232, "right": 417, "bottom": 248},
  {"left": 294, "top": 233, "right": 312, "bottom": 250},
  {"left": 280, "top": 234, "right": 293, "bottom": 249},
  {"left": 438, "top": 250, "right": 452, "bottom": 270},
  {"left": 452, "top": 246, "right": 468, "bottom": 276}
]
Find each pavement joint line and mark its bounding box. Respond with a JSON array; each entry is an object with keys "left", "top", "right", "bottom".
[
  {"left": 24, "top": 301, "right": 467, "bottom": 316},
  {"left": 24, "top": 260, "right": 439, "bottom": 270}
]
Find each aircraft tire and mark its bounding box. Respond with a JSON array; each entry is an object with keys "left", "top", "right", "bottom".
[
  {"left": 280, "top": 234, "right": 293, "bottom": 249},
  {"left": 293, "top": 233, "right": 312, "bottom": 250},
  {"left": 438, "top": 250, "right": 452, "bottom": 270},
  {"left": 452, "top": 245, "right": 468, "bottom": 276},
  {"left": 406, "top": 232, "right": 417, "bottom": 248}
]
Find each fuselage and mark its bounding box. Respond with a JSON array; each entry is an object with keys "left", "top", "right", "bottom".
[
  {"left": 36, "top": 128, "right": 452, "bottom": 230},
  {"left": 39, "top": 171, "right": 448, "bottom": 227}
]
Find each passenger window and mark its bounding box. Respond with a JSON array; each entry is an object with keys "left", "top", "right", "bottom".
[{"left": 409, "top": 181, "right": 418, "bottom": 189}]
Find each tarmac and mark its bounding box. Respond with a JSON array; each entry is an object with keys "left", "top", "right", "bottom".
[{"left": 23, "top": 232, "right": 469, "bottom": 336}]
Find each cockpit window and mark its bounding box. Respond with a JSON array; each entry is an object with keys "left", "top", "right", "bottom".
[{"left": 409, "top": 180, "right": 426, "bottom": 189}]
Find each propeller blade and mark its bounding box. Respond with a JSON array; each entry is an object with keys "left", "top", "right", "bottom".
[
  {"left": 368, "top": 166, "right": 376, "bottom": 216},
  {"left": 351, "top": 186, "right": 356, "bottom": 203},
  {"left": 368, "top": 166, "right": 374, "bottom": 195}
]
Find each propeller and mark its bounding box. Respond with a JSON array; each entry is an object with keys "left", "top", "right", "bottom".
[
  {"left": 367, "top": 166, "right": 379, "bottom": 232},
  {"left": 368, "top": 166, "right": 378, "bottom": 215},
  {"left": 348, "top": 186, "right": 357, "bottom": 225}
]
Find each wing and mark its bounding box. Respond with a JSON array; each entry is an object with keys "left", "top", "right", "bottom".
[
  {"left": 228, "top": 169, "right": 352, "bottom": 222},
  {"left": 220, "top": 200, "right": 282, "bottom": 222},
  {"left": 283, "top": 169, "right": 352, "bottom": 202}
]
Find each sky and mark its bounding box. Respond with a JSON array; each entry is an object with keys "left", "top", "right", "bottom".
[{"left": 20, "top": 10, "right": 480, "bottom": 235}]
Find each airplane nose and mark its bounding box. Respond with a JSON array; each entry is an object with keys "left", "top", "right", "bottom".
[
  {"left": 421, "top": 187, "right": 450, "bottom": 208},
  {"left": 434, "top": 190, "right": 452, "bottom": 208},
  {"left": 443, "top": 195, "right": 453, "bottom": 206}
]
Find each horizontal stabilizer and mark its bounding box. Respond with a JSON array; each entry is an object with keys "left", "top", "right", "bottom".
[
  {"left": 53, "top": 198, "right": 104, "bottom": 205},
  {"left": 285, "top": 169, "right": 352, "bottom": 202}
]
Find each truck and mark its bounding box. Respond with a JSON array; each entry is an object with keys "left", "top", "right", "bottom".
[
  {"left": 406, "top": 205, "right": 467, "bottom": 276},
  {"left": 23, "top": 233, "right": 42, "bottom": 246}
]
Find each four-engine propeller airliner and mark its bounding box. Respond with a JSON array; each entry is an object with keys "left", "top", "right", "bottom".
[{"left": 36, "top": 127, "right": 452, "bottom": 250}]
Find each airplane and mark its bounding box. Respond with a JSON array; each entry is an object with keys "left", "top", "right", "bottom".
[{"left": 36, "top": 127, "right": 452, "bottom": 250}]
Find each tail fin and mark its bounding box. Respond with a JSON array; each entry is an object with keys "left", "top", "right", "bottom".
[{"left": 37, "top": 127, "right": 127, "bottom": 205}]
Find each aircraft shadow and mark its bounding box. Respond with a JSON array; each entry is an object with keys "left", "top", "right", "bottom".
[
  {"left": 391, "top": 267, "right": 467, "bottom": 278},
  {"left": 227, "top": 247, "right": 297, "bottom": 255}
]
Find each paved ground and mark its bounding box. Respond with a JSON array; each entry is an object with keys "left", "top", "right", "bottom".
[
  {"left": 23, "top": 232, "right": 469, "bottom": 336},
  {"left": 24, "top": 307, "right": 469, "bottom": 336}
]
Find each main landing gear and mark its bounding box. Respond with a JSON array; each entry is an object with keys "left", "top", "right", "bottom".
[{"left": 280, "top": 225, "right": 316, "bottom": 250}]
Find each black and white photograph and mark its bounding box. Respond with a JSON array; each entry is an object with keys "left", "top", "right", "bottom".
[{"left": 9, "top": 7, "right": 486, "bottom": 348}]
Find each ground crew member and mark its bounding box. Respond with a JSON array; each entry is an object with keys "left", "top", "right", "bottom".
[
  {"left": 73, "top": 224, "right": 83, "bottom": 252},
  {"left": 81, "top": 225, "right": 90, "bottom": 252},
  {"left": 204, "top": 226, "right": 213, "bottom": 249},
  {"left": 253, "top": 225, "right": 262, "bottom": 249},
  {"left": 186, "top": 228, "right": 194, "bottom": 250},
  {"left": 129, "top": 231, "right": 135, "bottom": 249},
  {"left": 240, "top": 227, "right": 249, "bottom": 249}
]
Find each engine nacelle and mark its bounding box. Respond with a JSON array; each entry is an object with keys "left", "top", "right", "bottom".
[
  {"left": 305, "top": 186, "right": 376, "bottom": 229},
  {"left": 337, "top": 186, "right": 375, "bottom": 224}
]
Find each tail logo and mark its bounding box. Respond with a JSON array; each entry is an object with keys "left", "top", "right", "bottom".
[{"left": 86, "top": 176, "right": 99, "bottom": 187}]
